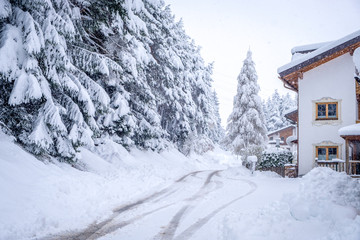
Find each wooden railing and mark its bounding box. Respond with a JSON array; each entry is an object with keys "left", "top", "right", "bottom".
[
  {"left": 315, "top": 159, "right": 345, "bottom": 172},
  {"left": 349, "top": 160, "right": 360, "bottom": 177}
]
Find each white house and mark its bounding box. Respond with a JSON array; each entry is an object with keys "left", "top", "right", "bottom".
[{"left": 277, "top": 30, "right": 360, "bottom": 177}]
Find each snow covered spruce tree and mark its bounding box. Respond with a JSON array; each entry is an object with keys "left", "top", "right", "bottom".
[
  {"left": 0, "top": 0, "right": 222, "bottom": 161},
  {"left": 224, "top": 50, "right": 267, "bottom": 161},
  {"left": 143, "top": 4, "right": 221, "bottom": 153},
  {"left": 263, "top": 90, "right": 296, "bottom": 132}
]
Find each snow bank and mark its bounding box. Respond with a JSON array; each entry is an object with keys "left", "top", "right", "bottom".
[
  {"left": 189, "top": 145, "right": 240, "bottom": 169},
  {"left": 0, "top": 132, "right": 212, "bottom": 240},
  {"left": 221, "top": 167, "right": 360, "bottom": 240},
  {"left": 297, "top": 167, "right": 360, "bottom": 212}
]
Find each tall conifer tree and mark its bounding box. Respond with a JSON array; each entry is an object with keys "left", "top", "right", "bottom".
[{"left": 224, "top": 50, "right": 267, "bottom": 156}]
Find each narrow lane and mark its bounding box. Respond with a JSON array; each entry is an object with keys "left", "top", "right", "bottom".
[{"left": 41, "top": 170, "right": 257, "bottom": 240}]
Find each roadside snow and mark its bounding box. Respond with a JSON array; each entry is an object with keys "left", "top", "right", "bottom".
[
  {"left": 0, "top": 132, "right": 229, "bottom": 240},
  {"left": 221, "top": 167, "right": 360, "bottom": 240}
]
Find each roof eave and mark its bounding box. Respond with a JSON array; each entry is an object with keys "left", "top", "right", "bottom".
[{"left": 278, "top": 34, "right": 360, "bottom": 90}]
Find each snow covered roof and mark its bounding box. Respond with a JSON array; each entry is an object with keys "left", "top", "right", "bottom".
[
  {"left": 283, "top": 107, "right": 297, "bottom": 117},
  {"left": 338, "top": 123, "right": 360, "bottom": 136},
  {"left": 284, "top": 108, "right": 298, "bottom": 123},
  {"left": 267, "top": 125, "right": 295, "bottom": 136},
  {"left": 286, "top": 135, "right": 297, "bottom": 145},
  {"left": 278, "top": 30, "right": 360, "bottom": 91},
  {"left": 291, "top": 42, "right": 330, "bottom": 55}
]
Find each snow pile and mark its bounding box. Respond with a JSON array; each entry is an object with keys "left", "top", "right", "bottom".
[
  {"left": 221, "top": 167, "right": 360, "bottom": 240},
  {"left": 189, "top": 145, "right": 240, "bottom": 169},
  {"left": 338, "top": 123, "right": 360, "bottom": 136},
  {"left": 294, "top": 167, "right": 360, "bottom": 213},
  {"left": 0, "top": 131, "right": 211, "bottom": 240}
]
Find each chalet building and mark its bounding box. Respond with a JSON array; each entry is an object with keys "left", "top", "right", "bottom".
[
  {"left": 277, "top": 30, "right": 360, "bottom": 177},
  {"left": 267, "top": 125, "right": 296, "bottom": 152}
]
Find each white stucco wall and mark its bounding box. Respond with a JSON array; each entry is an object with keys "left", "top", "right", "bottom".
[{"left": 298, "top": 53, "right": 356, "bottom": 175}]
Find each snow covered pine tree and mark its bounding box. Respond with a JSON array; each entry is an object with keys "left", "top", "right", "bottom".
[
  {"left": 0, "top": 0, "right": 223, "bottom": 162},
  {"left": 224, "top": 50, "right": 267, "bottom": 162},
  {"left": 263, "top": 90, "right": 296, "bottom": 132}
]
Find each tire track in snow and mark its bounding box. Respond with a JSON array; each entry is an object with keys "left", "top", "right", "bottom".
[
  {"left": 153, "top": 170, "right": 223, "bottom": 240},
  {"left": 39, "top": 170, "right": 204, "bottom": 240},
  {"left": 173, "top": 179, "right": 257, "bottom": 240}
]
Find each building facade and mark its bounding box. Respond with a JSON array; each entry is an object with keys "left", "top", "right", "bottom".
[{"left": 278, "top": 30, "right": 360, "bottom": 176}]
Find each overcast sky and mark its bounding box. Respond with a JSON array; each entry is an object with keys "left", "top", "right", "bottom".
[{"left": 165, "top": 0, "right": 360, "bottom": 127}]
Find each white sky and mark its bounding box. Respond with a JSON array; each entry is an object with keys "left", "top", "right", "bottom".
[{"left": 164, "top": 0, "right": 360, "bottom": 127}]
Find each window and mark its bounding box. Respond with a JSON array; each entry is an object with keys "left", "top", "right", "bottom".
[
  {"left": 316, "top": 146, "right": 338, "bottom": 160},
  {"left": 281, "top": 137, "right": 284, "bottom": 141},
  {"left": 269, "top": 137, "right": 273, "bottom": 140},
  {"left": 316, "top": 102, "right": 338, "bottom": 120}
]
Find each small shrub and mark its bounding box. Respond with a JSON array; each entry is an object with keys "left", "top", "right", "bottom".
[{"left": 258, "top": 149, "right": 293, "bottom": 169}]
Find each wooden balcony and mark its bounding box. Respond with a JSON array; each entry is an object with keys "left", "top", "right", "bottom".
[
  {"left": 315, "top": 159, "right": 346, "bottom": 172},
  {"left": 315, "top": 158, "right": 360, "bottom": 177}
]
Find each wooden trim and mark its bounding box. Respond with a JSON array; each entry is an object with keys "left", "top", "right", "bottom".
[
  {"left": 315, "top": 102, "right": 338, "bottom": 120},
  {"left": 356, "top": 82, "right": 360, "bottom": 95},
  {"left": 316, "top": 146, "right": 339, "bottom": 160}
]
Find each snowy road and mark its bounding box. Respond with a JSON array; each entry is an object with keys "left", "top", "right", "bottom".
[{"left": 42, "top": 170, "right": 262, "bottom": 240}]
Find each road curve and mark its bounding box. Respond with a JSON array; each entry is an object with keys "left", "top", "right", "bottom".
[{"left": 40, "top": 170, "right": 257, "bottom": 240}]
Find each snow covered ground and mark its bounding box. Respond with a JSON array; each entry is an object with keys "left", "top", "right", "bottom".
[{"left": 0, "top": 131, "right": 359, "bottom": 240}]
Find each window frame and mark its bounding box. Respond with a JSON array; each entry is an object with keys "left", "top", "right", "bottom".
[
  {"left": 315, "top": 146, "right": 339, "bottom": 160},
  {"left": 315, "top": 102, "right": 338, "bottom": 120}
]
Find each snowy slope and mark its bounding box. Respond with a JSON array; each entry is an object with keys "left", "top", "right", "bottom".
[{"left": 0, "top": 132, "right": 232, "bottom": 240}]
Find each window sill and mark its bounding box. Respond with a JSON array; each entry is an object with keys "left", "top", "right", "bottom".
[
  {"left": 312, "top": 118, "right": 342, "bottom": 126},
  {"left": 315, "top": 118, "right": 338, "bottom": 121}
]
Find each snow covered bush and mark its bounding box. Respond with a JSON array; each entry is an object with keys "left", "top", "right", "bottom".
[
  {"left": 182, "top": 134, "right": 215, "bottom": 155},
  {"left": 258, "top": 148, "right": 293, "bottom": 168}
]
